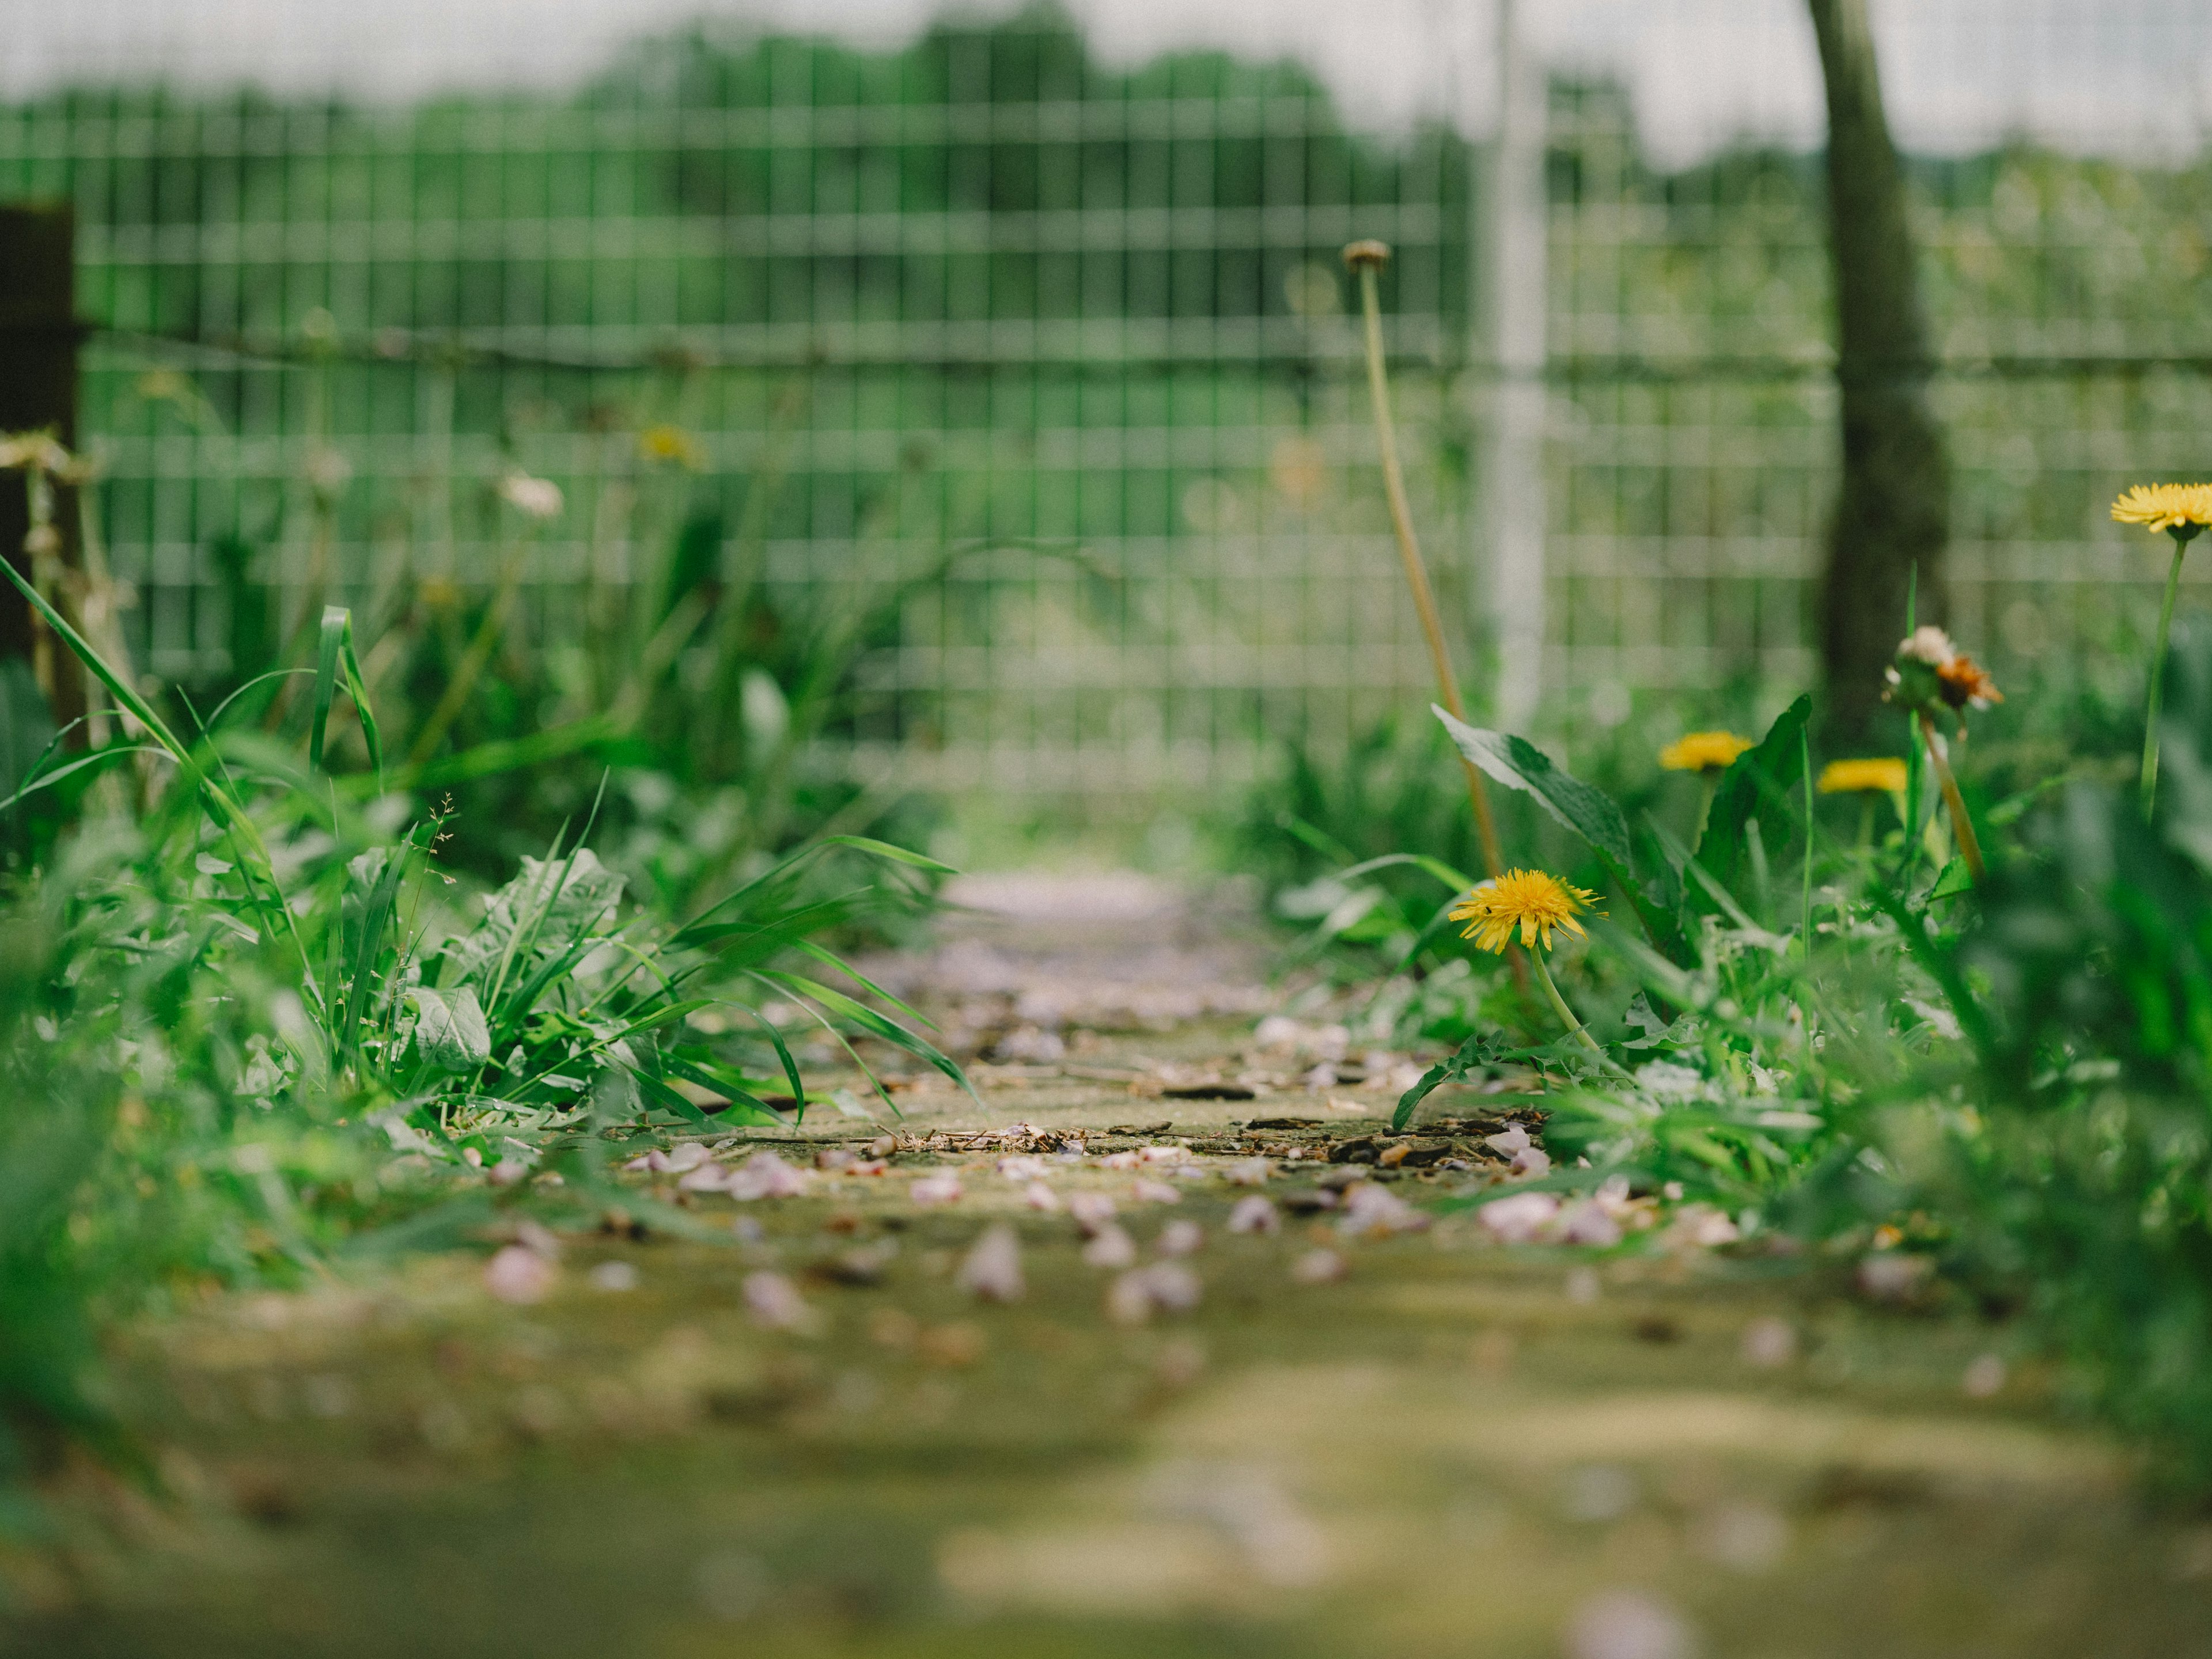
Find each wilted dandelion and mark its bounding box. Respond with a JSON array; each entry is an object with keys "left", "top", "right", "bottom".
[
  {"left": 1883, "top": 627, "right": 1993, "bottom": 881},
  {"left": 1936, "top": 653, "right": 2002, "bottom": 713},
  {"left": 2111, "top": 482, "right": 2212, "bottom": 817}
]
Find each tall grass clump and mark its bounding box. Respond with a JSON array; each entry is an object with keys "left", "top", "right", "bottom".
[
  {"left": 0, "top": 435, "right": 968, "bottom": 1521},
  {"left": 1300, "top": 606, "right": 2212, "bottom": 1490}
]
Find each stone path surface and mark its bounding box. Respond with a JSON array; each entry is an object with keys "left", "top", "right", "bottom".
[{"left": 5, "top": 875, "right": 2209, "bottom": 1657}]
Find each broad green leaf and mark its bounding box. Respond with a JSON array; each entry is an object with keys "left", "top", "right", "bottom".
[
  {"left": 407, "top": 985, "right": 491, "bottom": 1074},
  {"left": 1927, "top": 856, "right": 1974, "bottom": 901},
  {"left": 442, "top": 847, "right": 626, "bottom": 991},
  {"left": 1693, "top": 694, "right": 1811, "bottom": 896},
  {"left": 1392, "top": 1031, "right": 1521, "bottom": 1130},
  {"left": 1433, "top": 706, "right": 1691, "bottom": 964}
]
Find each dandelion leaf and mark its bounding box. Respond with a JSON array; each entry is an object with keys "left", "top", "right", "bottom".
[
  {"left": 1434, "top": 706, "right": 1693, "bottom": 964},
  {"left": 405, "top": 986, "right": 491, "bottom": 1074},
  {"left": 1694, "top": 695, "right": 1812, "bottom": 896}
]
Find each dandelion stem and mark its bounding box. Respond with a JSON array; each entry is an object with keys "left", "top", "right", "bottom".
[
  {"left": 1916, "top": 711, "right": 1983, "bottom": 882},
  {"left": 2141, "top": 531, "right": 2191, "bottom": 821},
  {"left": 1529, "top": 949, "right": 1607, "bottom": 1062},
  {"left": 1347, "top": 246, "right": 1505, "bottom": 884}
]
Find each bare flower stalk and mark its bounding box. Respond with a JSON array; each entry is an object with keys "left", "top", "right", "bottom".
[
  {"left": 1344, "top": 240, "right": 1506, "bottom": 885},
  {"left": 1915, "top": 711, "right": 1983, "bottom": 882}
]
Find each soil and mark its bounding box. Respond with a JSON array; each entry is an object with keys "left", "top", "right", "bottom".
[{"left": 4, "top": 876, "right": 2207, "bottom": 1657}]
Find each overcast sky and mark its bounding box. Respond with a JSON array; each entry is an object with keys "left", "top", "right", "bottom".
[{"left": 9, "top": 0, "right": 2212, "bottom": 168}]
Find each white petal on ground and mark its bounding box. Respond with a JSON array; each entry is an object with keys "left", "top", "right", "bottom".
[
  {"left": 1478, "top": 1190, "right": 1562, "bottom": 1244},
  {"left": 1227, "top": 1195, "right": 1280, "bottom": 1234},
  {"left": 1510, "top": 1146, "right": 1552, "bottom": 1179},
  {"left": 742, "top": 1270, "right": 817, "bottom": 1333},
  {"left": 589, "top": 1260, "right": 638, "bottom": 1293},
  {"left": 956, "top": 1224, "right": 1025, "bottom": 1302},
  {"left": 1563, "top": 1589, "right": 1697, "bottom": 1659},
  {"left": 663, "top": 1142, "right": 710, "bottom": 1173},
  {"left": 1022, "top": 1180, "right": 1061, "bottom": 1213},
  {"left": 1105, "top": 1270, "right": 1156, "bottom": 1324},
  {"left": 1067, "top": 1192, "right": 1118, "bottom": 1234},
  {"left": 910, "top": 1173, "right": 965, "bottom": 1206},
  {"left": 1130, "top": 1178, "right": 1183, "bottom": 1205},
  {"left": 1156, "top": 1219, "right": 1205, "bottom": 1257},
  {"left": 1336, "top": 1181, "right": 1430, "bottom": 1238},
  {"left": 1291, "top": 1248, "right": 1347, "bottom": 1285},
  {"left": 678, "top": 1162, "right": 732, "bottom": 1193},
  {"left": 1081, "top": 1224, "right": 1139, "bottom": 1269},
  {"left": 726, "top": 1152, "right": 810, "bottom": 1200},
  {"left": 1856, "top": 1252, "right": 1932, "bottom": 1302},
  {"left": 484, "top": 1245, "right": 555, "bottom": 1304},
  {"left": 1107, "top": 1262, "right": 1202, "bottom": 1324},
  {"left": 1558, "top": 1200, "right": 1624, "bottom": 1248},
  {"left": 1225, "top": 1157, "right": 1273, "bottom": 1186},
  {"left": 1738, "top": 1317, "right": 1797, "bottom": 1368},
  {"left": 1484, "top": 1123, "right": 1532, "bottom": 1157}
]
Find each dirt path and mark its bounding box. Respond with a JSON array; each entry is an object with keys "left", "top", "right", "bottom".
[{"left": 6, "top": 877, "right": 2207, "bottom": 1657}]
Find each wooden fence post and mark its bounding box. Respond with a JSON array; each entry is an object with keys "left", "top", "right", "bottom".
[{"left": 0, "top": 202, "right": 88, "bottom": 733}]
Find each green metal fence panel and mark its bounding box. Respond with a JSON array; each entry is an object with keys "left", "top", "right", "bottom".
[{"left": 3, "top": 7, "right": 2209, "bottom": 802}]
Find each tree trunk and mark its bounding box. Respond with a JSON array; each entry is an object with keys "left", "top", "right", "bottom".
[
  {"left": 0, "top": 202, "right": 88, "bottom": 736},
  {"left": 1806, "top": 0, "right": 1949, "bottom": 743}
]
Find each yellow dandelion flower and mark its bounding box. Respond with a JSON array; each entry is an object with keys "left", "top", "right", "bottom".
[
  {"left": 1658, "top": 730, "right": 1753, "bottom": 773},
  {"left": 638, "top": 423, "right": 705, "bottom": 469},
  {"left": 2111, "top": 483, "right": 2212, "bottom": 537},
  {"left": 1448, "top": 868, "right": 1603, "bottom": 956},
  {"left": 1817, "top": 757, "right": 1908, "bottom": 796}
]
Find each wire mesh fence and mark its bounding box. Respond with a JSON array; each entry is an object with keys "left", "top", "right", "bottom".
[{"left": 2, "top": 6, "right": 2209, "bottom": 808}]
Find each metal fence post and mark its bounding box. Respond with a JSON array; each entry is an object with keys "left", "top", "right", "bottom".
[
  {"left": 1482, "top": 0, "right": 1548, "bottom": 731},
  {"left": 0, "top": 202, "right": 87, "bottom": 731}
]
